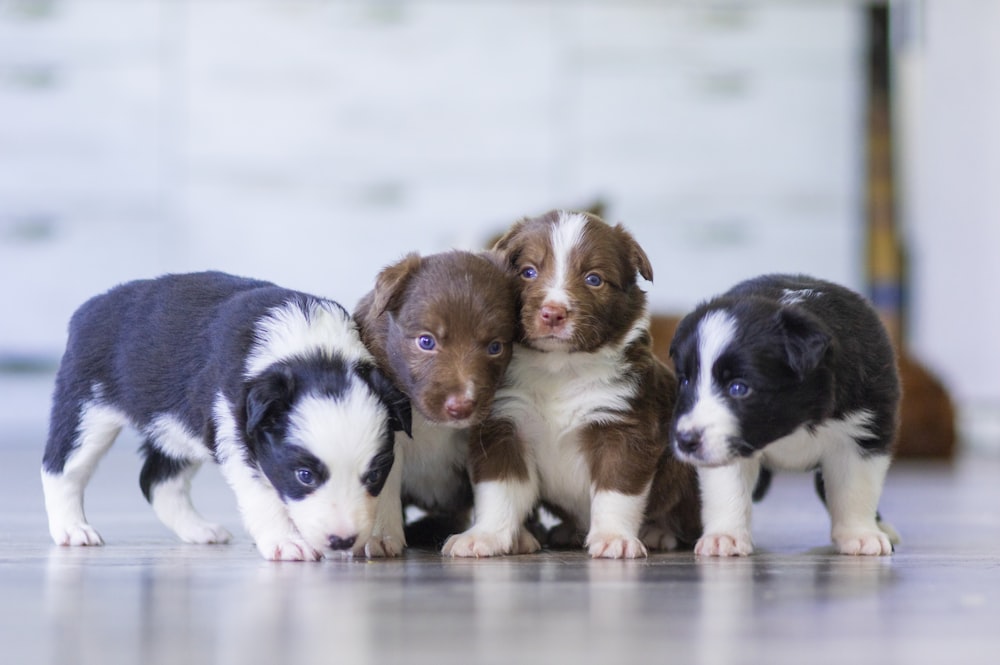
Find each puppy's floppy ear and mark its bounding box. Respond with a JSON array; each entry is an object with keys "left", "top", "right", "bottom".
[
  {"left": 491, "top": 219, "right": 527, "bottom": 271},
  {"left": 777, "top": 308, "right": 832, "bottom": 380},
  {"left": 612, "top": 222, "right": 653, "bottom": 283},
  {"left": 370, "top": 253, "right": 422, "bottom": 317},
  {"left": 478, "top": 248, "right": 508, "bottom": 273},
  {"left": 244, "top": 365, "right": 296, "bottom": 441},
  {"left": 356, "top": 363, "right": 412, "bottom": 438}
]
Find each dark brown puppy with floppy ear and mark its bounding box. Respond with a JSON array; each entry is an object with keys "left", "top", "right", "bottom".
[
  {"left": 354, "top": 250, "right": 518, "bottom": 548},
  {"left": 442, "top": 210, "right": 701, "bottom": 559}
]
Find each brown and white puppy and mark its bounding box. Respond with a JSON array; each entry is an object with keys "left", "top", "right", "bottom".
[
  {"left": 354, "top": 251, "right": 518, "bottom": 549},
  {"left": 442, "top": 211, "right": 701, "bottom": 559}
]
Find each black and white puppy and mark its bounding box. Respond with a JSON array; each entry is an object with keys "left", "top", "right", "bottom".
[
  {"left": 669, "top": 274, "right": 900, "bottom": 556},
  {"left": 41, "top": 271, "right": 410, "bottom": 561}
]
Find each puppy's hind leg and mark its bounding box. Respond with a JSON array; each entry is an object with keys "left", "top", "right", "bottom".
[
  {"left": 41, "top": 400, "right": 126, "bottom": 546},
  {"left": 815, "top": 470, "right": 900, "bottom": 547},
  {"left": 140, "top": 444, "right": 232, "bottom": 544},
  {"left": 822, "top": 443, "right": 894, "bottom": 556}
]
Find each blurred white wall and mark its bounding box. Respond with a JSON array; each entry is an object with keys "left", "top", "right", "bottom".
[
  {"left": 896, "top": 0, "right": 1000, "bottom": 449},
  {"left": 0, "top": 0, "right": 865, "bottom": 355},
  {"left": 5, "top": 0, "right": 997, "bottom": 451}
]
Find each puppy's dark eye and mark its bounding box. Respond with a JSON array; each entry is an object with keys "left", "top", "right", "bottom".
[
  {"left": 521, "top": 266, "right": 538, "bottom": 280},
  {"left": 417, "top": 334, "right": 436, "bottom": 351},
  {"left": 727, "top": 381, "right": 751, "bottom": 399},
  {"left": 296, "top": 468, "right": 317, "bottom": 487},
  {"left": 362, "top": 468, "right": 384, "bottom": 489},
  {"left": 584, "top": 273, "right": 603, "bottom": 287},
  {"left": 486, "top": 340, "right": 503, "bottom": 356},
  {"left": 678, "top": 374, "right": 690, "bottom": 388}
]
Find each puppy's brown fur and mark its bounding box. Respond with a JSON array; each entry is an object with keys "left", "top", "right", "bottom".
[
  {"left": 445, "top": 211, "right": 701, "bottom": 558},
  {"left": 354, "top": 250, "right": 518, "bottom": 545}
]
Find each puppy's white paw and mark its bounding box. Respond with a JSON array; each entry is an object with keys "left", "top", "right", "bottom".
[
  {"left": 587, "top": 533, "right": 648, "bottom": 559},
  {"left": 442, "top": 529, "right": 514, "bottom": 558},
  {"left": 834, "top": 529, "right": 893, "bottom": 556},
  {"left": 51, "top": 522, "right": 104, "bottom": 547},
  {"left": 360, "top": 533, "right": 405, "bottom": 558},
  {"left": 177, "top": 522, "right": 232, "bottom": 545},
  {"left": 513, "top": 529, "right": 542, "bottom": 555},
  {"left": 695, "top": 532, "right": 753, "bottom": 557},
  {"left": 257, "top": 537, "right": 322, "bottom": 562},
  {"left": 639, "top": 524, "right": 679, "bottom": 552}
]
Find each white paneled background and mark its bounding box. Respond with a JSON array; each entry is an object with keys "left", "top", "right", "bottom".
[{"left": 0, "top": 0, "right": 865, "bottom": 357}]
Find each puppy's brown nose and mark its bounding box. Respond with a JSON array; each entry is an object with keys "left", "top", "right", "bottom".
[
  {"left": 444, "top": 395, "right": 475, "bottom": 421},
  {"left": 540, "top": 304, "right": 567, "bottom": 329}
]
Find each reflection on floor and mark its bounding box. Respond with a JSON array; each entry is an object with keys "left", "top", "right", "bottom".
[{"left": 2, "top": 428, "right": 998, "bottom": 665}]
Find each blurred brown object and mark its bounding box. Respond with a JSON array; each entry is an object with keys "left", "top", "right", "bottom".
[
  {"left": 649, "top": 314, "right": 680, "bottom": 368},
  {"left": 649, "top": 314, "right": 957, "bottom": 460},
  {"left": 896, "top": 353, "right": 957, "bottom": 459}
]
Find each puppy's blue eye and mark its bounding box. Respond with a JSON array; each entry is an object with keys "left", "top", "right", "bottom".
[
  {"left": 417, "top": 334, "right": 436, "bottom": 351},
  {"left": 728, "top": 381, "right": 750, "bottom": 398},
  {"left": 362, "top": 468, "right": 383, "bottom": 488},
  {"left": 296, "top": 468, "right": 316, "bottom": 487},
  {"left": 521, "top": 266, "right": 538, "bottom": 280},
  {"left": 584, "top": 273, "right": 603, "bottom": 287},
  {"left": 487, "top": 340, "right": 503, "bottom": 356}
]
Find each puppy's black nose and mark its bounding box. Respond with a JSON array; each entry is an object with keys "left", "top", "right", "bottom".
[
  {"left": 328, "top": 535, "right": 357, "bottom": 551},
  {"left": 675, "top": 428, "right": 702, "bottom": 455}
]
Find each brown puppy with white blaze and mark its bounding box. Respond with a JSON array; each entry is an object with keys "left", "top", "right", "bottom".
[
  {"left": 442, "top": 211, "right": 701, "bottom": 559},
  {"left": 354, "top": 250, "right": 518, "bottom": 552}
]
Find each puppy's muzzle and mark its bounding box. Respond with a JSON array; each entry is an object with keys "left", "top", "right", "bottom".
[
  {"left": 539, "top": 304, "right": 567, "bottom": 331},
  {"left": 444, "top": 394, "right": 475, "bottom": 421},
  {"left": 674, "top": 427, "right": 703, "bottom": 457}
]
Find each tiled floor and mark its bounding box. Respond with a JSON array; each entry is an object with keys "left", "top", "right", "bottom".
[{"left": 2, "top": 398, "right": 999, "bottom": 665}]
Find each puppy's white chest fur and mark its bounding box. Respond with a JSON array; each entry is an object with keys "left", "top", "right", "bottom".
[
  {"left": 495, "top": 345, "right": 636, "bottom": 523},
  {"left": 399, "top": 413, "right": 468, "bottom": 508},
  {"left": 760, "top": 410, "right": 876, "bottom": 471}
]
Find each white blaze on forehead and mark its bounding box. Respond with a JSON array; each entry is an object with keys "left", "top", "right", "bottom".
[
  {"left": 695, "top": 310, "right": 738, "bottom": 384},
  {"left": 544, "top": 211, "right": 588, "bottom": 307},
  {"left": 675, "top": 310, "right": 741, "bottom": 464},
  {"left": 287, "top": 388, "right": 388, "bottom": 474},
  {"left": 245, "top": 300, "right": 372, "bottom": 378}
]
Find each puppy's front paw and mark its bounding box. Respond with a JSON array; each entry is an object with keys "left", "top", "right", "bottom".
[
  {"left": 639, "top": 524, "right": 679, "bottom": 552},
  {"left": 177, "top": 522, "right": 232, "bottom": 545},
  {"left": 51, "top": 522, "right": 104, "bottom": 547},
  {"left": 695, "top": 532, "right": 753, "bottom": 557},
  {"left": 257, "top": 537, "right": 322, "bottom": 562},
  {"left": 442, "top": 529, "right": 514, "bottom": 558},
  {"left": 586, "top": 533, "right": 648, "bottom": 559},
  {"left": 360, "top": 533, "right": 405, "bottom": 558},
  {"left": 833, "top": 529, "right": 893, "bottom": 556},
  {"left": 513, "top": 529, "right": 541, "bottom": 555}
]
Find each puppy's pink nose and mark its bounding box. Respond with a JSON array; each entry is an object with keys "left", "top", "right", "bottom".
[
  {"left": 540, "top": 304, "right": 567, "bottom": 329},
  {"left": 444, "top": 395, "right": 474, "bottom": 421}
]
